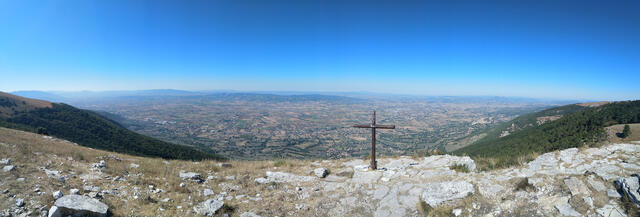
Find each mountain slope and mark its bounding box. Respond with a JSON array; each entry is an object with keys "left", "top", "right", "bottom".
[
  {"left": 0, "top": 92, "right": 222, "bottom": 161},
  {"left": 454, "top": 100, "right": 640, "bottom": 167}
]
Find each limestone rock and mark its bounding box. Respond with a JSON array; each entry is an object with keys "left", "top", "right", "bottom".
[
  {"left": 129, "top": 163, "right": 139, "bottom": 168},
  {"left": 53, "top": 195, "right": 108, "bottom": 217},
  {"left": 595, "top": 201, "right": 626, "bottom": 217},
  {"left": 554, "top": 203, "right": 581, "bottom": 216},
  {"left": 15, "top": 198, "right": 24, "bottom": 207},
  {"left": 452, "top": 208, "right": 462, "bottom": 216},
  {"left": 0, "top": 158, "right": 9, "bottom": 164},
  {"left": 254, "top": 177, "right": 269, "bottom": 184},
  {"left": 48, "top": 206, "right": 60, "bottom": 217},
  {"left": 204, "top": 189, "right": 214, "bottom": 197},
  {"left": 265, "top": 171, "right": 317, "bottom": 183},
  {"left": 314, "top": 168, "right": 329, "bottom": 178},
  {"left": 179, "top": 171, "right": 202, "bottom": 181},
  {"left": 564, "top": 177, "right": 590, "bottom": 196},
  {"left": 420, "top": 181, "right": 474, "bottom": 206},
  {"left": 607, "top": 189, "right": 621, "bottom": 198},
  {"left": 614, "top": 175, "right": 640, "bottom": 206},
  {"left": 70, "top": 189, "right": 80, "bottom": 195},
  {"left": 3, "top": 165, "right": 15, "bottom": 172},
  {"left": 240, "top": 212, "right": 261, "bottom": 217},
  {"left": 52, "top": 190, "right": 63, "bottom": 199},
  {"left": 194, "top": 199, "right": 224, "bottom": 216}
]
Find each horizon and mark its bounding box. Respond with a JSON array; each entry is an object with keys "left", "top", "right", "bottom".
[
  {"left": 2, "top": 0, "right": 639, "bottom": 101},
  {"left": 7, "top": 88, "right": 593, "bottom": 102}
]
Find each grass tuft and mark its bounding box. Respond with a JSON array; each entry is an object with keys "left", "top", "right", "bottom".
[{"left": 449, "top": 164, "right": 470, "bottom": 173}]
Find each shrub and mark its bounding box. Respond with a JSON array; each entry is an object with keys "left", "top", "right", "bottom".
[
  {"left": 621, "top": 124, "right": 631, "bottom": 138},
  {"left": 449, "top": 164, "right": 470, "bottom": 173}
]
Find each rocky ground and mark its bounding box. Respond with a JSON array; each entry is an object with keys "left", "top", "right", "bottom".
[{"left": 0, "top": 127, "right": 639, "bottom": 217}]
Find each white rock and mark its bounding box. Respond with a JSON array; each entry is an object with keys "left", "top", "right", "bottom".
[
  {"left": 179, "top": 171, "right": 201, "bottom": 180},
  {"left": 582, "top": 197, "right": 594, "bottom": 208},
  {"left": 614, "top": 175, "right": 640, "bottom": 206},
  {"left": 179, "top": 182, "right": 186, "bottom": 187},
  {"left": 204, "top": 189, "right": 214, "bottom": 197},
  {"left": 70, "top": 189, "right": 80, "bottom": 195},
  {"left": 0, "top": 158, "right": 9, "bottom": 164},
  {"left": 193, "top": 199, "right": 224, "bottom": 216},
  {"left": 420, "top": 181, "right": 474, "bottom": 206},
  {"left": 3, "top": 165, "right": 15, "bottom": 172},
  {"left": 313, "top": 168, "right": 329, "bottom": 178},
  {"left": 607, "top": 189, "right": 621, "bottom": 198},
  {"left": 15, "top": 198, "right": 25, "bottom": 207},
  {"left": 129, "top": 163, "right": 139, "bottom": 168},
  {"left": 587, "top": 175, "right": 607, "bottom": 192},
  {"left": 53, "top": 190, "right": 63, "bottom": 199},
  {"left": 452, "top": 208, "right": 462, "bottom": 216},
  {"left": 254, "top": 177, "right": 269, "bottom": 184},
  {"left": 564, "top": 177, "right": 590, "bottom": 196},
  {"left": 596, "top": 202, "right": 626, "bottom": 217},
  {"left": 554, "top": 203, "right": 581, "bottom": 216},
  {"left": 265, "top": 171, "right": 317, "bottom": 183},
  {"left": 240, "top": 212, "right": 261, "bottom": 217},
  {"left": 54, "top": 195, "right": 108, "bottom": 217}
]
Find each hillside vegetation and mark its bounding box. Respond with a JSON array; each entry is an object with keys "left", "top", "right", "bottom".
[
  {"left": 0, "top": 92, "right": 222, "bottom": 161},
  {"left": 455, "top": 100, "right": 640, "bottom": 169}
]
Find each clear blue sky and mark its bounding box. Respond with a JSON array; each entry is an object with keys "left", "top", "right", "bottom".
[{"left": 1, "top": 0, "right": 638, "bottom": 100}]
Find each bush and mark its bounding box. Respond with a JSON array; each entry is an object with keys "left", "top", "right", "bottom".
[{"left": 36, "top": 127, "right": 48, "bottom": 135}]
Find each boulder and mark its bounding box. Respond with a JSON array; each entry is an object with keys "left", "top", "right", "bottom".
[
  {"left": 614, "top": 175, "right": 640, "bottom": 206},
  {"left": 194, "top": 199, "right": 224, "bottom": 216},
  {"left": 3, "top": 165, "right": 15, "bottom": 172},
  {"left": 313, "top": 168, "right": 329, "bottom": 178},
  {"left": 53, "top": 195, "right": 108, "bottom": 217}
]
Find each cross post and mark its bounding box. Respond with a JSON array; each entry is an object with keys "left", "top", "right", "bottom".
[{"left": 353, "top": 110, "right": 395, "bottom": 170}]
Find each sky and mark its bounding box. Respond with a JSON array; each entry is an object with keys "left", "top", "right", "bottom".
[{"left": 1, "top": 0, "right": 639, "bottom": 100}]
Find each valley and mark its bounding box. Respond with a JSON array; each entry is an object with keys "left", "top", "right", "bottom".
[{"left": 65, "top": 93, "right": 563, "bottom": 159}]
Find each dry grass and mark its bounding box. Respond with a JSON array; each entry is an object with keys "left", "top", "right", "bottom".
[{"left": 0, "top": 126, "right": 350, "bottom": 216}]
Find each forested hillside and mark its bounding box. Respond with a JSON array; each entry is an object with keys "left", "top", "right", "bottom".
[
  {"left": 0, "top": 92, "right": 222, "bottom": 161},
  {"left": 455, "top": 100, "right": 640, "bottom": 168}
]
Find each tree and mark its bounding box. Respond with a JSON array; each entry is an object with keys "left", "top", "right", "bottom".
[
  {"left": 36, "top": 127, "right": 48, "bottom": 135},
  {"left": 622, "top": 124, "right": 631, "bottom": 138}
]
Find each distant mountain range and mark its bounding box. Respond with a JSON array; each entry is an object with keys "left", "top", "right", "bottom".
[
  {"left": 11, "top": 89, "right": 581, "bottom": 105},
  {"left": 0, "top": 91, "right": 222, "bottom": 161}
]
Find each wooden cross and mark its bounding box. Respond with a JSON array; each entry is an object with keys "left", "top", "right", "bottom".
[{"left": 353, "top": 110, "right": 395, "bottom": 170}]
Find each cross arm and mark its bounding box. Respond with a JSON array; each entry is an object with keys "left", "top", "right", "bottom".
[
  {"left": 374, "top": 124, "right": 395, "bottom": 129},
  {"left": 353, "top": 124, "right": 373, "bottom": 128}
]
